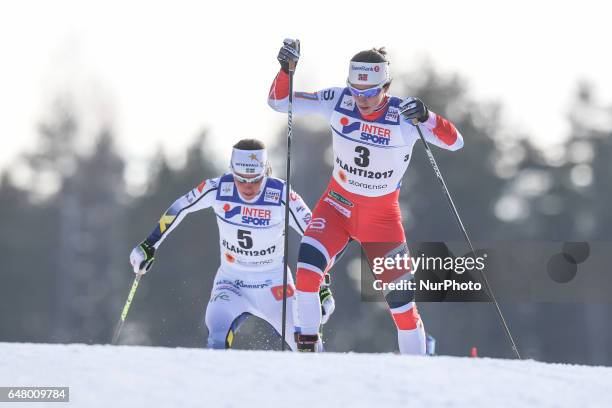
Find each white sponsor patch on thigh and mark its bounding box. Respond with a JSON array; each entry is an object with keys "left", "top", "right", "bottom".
[{"left": 323, "top": 197, "right": 351, "bottom": 218}]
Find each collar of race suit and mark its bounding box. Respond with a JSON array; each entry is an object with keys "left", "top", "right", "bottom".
[{"left": 359, "top": 96, "right": 389, "bottom": 122}]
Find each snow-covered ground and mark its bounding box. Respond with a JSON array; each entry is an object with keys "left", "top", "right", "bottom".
[{"left": 2, "top": 342, "right": 612, "bottom": 407}]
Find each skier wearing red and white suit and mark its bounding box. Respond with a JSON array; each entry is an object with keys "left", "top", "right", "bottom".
[{"left": 268, "top": 40, "right": 463, "bottom": 353}]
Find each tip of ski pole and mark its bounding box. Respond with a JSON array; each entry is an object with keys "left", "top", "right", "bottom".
[{"left": 470, "top": 347, "right": 478, "bottom": 358}]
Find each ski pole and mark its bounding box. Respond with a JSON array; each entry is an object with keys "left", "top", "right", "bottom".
[
  {"left": 281, "top": 39, "right": 299, "bottom": 351},
  {"left": 412, "top": 121, "right": 522, "bottom": 360},
  {"left": 111, "top": 273, "right": 142, "bottom": 345}
]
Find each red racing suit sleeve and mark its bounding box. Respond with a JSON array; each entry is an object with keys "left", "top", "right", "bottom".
[
  {"left": 400, "top": 111, "right": 464, "bottom": 151},
  {"left": 267, "top": 69, "right": 342, "bottom": 121}
]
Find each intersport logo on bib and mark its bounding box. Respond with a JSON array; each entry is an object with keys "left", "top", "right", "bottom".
[
  {"left": 223, "top": 204, "right": 272, "bottom": 226},
  {"left": 340, "top": 117, "right": 391, "bottom": 146}
]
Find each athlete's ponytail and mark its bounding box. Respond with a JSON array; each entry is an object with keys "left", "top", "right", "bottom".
[{"left": 350, "top": 47, "right": 388, "bottom": 64}]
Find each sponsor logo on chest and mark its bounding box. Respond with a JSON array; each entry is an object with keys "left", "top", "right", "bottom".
[
  {"left": 385, "top": 107, "right": 400, "bottom": 123},
  {"left": 223, "top": 203, "right": 272, "bottom": 226},
  {"left": 339, "top": 116, "right": 392, "bottom": 146},
  {"left": 220, "top": 182, "right": 234, "bottom": 196},
  {"left": 341, "top": 95, "right": 355, "bottom": 110},
  {"left": 264, "top": 187, "right": 281, "bottom": 203}
]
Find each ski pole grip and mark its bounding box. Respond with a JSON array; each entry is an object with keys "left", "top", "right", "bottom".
[{"left": 288, "top": 39, "right": 300, "bottom": 72}]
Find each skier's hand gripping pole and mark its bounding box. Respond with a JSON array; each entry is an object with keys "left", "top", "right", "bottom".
[
  {"left": 112, "top": 241, "right": 154, "bottom": 344},
  {"left": 277, "top": 39, "right": 300, "bottom": 73}
]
